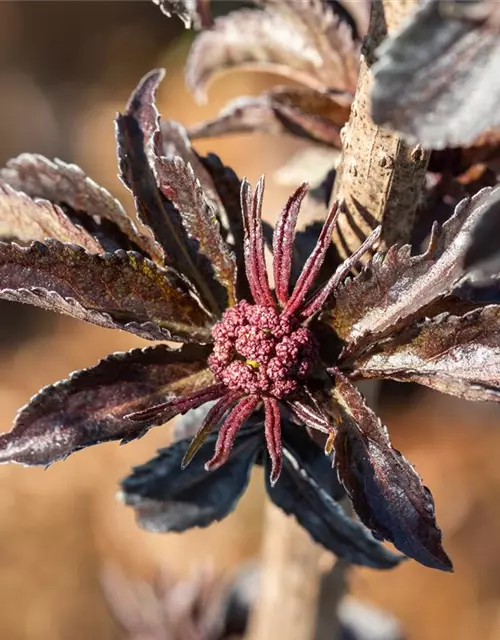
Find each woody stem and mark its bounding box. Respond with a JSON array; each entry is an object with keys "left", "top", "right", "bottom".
[{"left": 332, "top": 0, "right": 431, "bottom": 261}]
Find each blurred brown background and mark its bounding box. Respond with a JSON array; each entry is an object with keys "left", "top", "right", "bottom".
[{"left": 1, "top": 2, "right": 500, "bottom": 639}]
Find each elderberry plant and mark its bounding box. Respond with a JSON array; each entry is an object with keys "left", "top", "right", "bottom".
[{"left": 1, "top": 63, "right": 500, "bottom": 573}]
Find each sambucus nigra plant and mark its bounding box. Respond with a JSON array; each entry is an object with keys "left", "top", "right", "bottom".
[{"left": 1, "top": 59, "right": 500, "bottom": 574}]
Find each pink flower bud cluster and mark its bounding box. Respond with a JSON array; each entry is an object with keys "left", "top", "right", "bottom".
[{"left": 209, "top": 300, "right": 318, "bottom": 399}]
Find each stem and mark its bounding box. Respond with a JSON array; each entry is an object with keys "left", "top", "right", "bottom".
[
  {"left": 246, "top": 504, "right": 324, "bottom": 640},
  {"left": 250, "top": 2, "right": 426, "bottom": 639},
  {"left": 332, "top": 0, "right": 430, "bottom": 260}
]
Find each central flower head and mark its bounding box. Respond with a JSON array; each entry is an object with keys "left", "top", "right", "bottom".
[{"left": 208, "top": 300, "right": 318, "bottom": 399}]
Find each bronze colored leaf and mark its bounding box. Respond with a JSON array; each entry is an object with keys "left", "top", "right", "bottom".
[
  {"left": 0, "top": 344, "right": 212, "bottom": 466},
  {"left": 371, "top": 0, "right": 500, "bottom": 148},
  {"left": 160, "top": 121, "right": 228, "bottom": 215},
  {"left": 0, "top": 154, "right": 158, "bottom": 259},
  {"left": 328, "top": 186, "right": 500, "bottom": 348},
  {"left": 189, "top": 88, "right": 348, "bottom": 148},
  {"left": 354, "top": 306, "right": 500, "bottom": 403},
  {"left": 117, "top": 69, "right": 235, "bottom": 314},
  {"left": 152, "top": 0, "right": 212, "bottom": 29},
  {"left": 186, "top": 0, "right": 358, "bottom": 102},
  {"left": 333, "top": 373, "right": 452, "bottom": 571},
  {"left": 0, "top": 240, "right": 212, "bottom": 342},
  {"left": 0, "top": 185, "right": 102, "bottom": 253},
  {"left": 155, "top": 156, "right": 237, "bottom": 308}
]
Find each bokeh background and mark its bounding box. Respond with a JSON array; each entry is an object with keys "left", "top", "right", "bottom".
[{"left": 2, "top": 2, "right": 500, "bottom": 639}]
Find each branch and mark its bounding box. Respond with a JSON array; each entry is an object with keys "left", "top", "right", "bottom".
[
  {"left": 247, "top": 503, "right": 325, "bottom": 640},
  {"left": 332, "top": 0, "right": 429, "bottom": 259}
]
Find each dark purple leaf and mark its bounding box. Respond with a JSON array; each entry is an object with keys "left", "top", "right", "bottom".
[
  {"left": 371, "top": 0, "right": 500, "bottom": 148},
  {"left": 196, "top": 152, "right": 250, "bottom": 301},
  {"left": 332, "top": 373, "right": 452, "bottom": 571},
  {"left": 189, "top": 88, "right": 348, "bottom": 147},
  {"left": 0, "top": 154, "right": 158, "bottom": 259},
  {"left": 0, "top": 240, "right": 212, "bottom": 342},
  {"left": 266, "top": 420, "right": 402, "bottom": 569},
  {"left": 160, "top": 121, "right": 229, "bottom": 219},
  {"left": 355, "top": 306, "right": 500, "bottom": 403},
  {"left": 117, "top": 69, "right": 234, "bottom": 314},
  {"left": 152, "top": 0, "right": 212, "bottom": 29},
  {"left": 0, "top": 185, "right": 102, "bottom": 253},
  {"left": 0, "top": 344, "right": 212, "bottom": 466},
  {"left": 328, "top": 186, "right": 500, "bottom": 348},
  {"left": 121, "top": 429, "right": 260, "bottom": 532},
  {"left": 196, "top": 153, "right": 243, "bottom": 246}
]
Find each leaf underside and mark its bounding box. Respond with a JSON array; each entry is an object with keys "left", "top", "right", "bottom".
[{"left": 121, "top": 428, "right": 260, "bottom": 532}]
